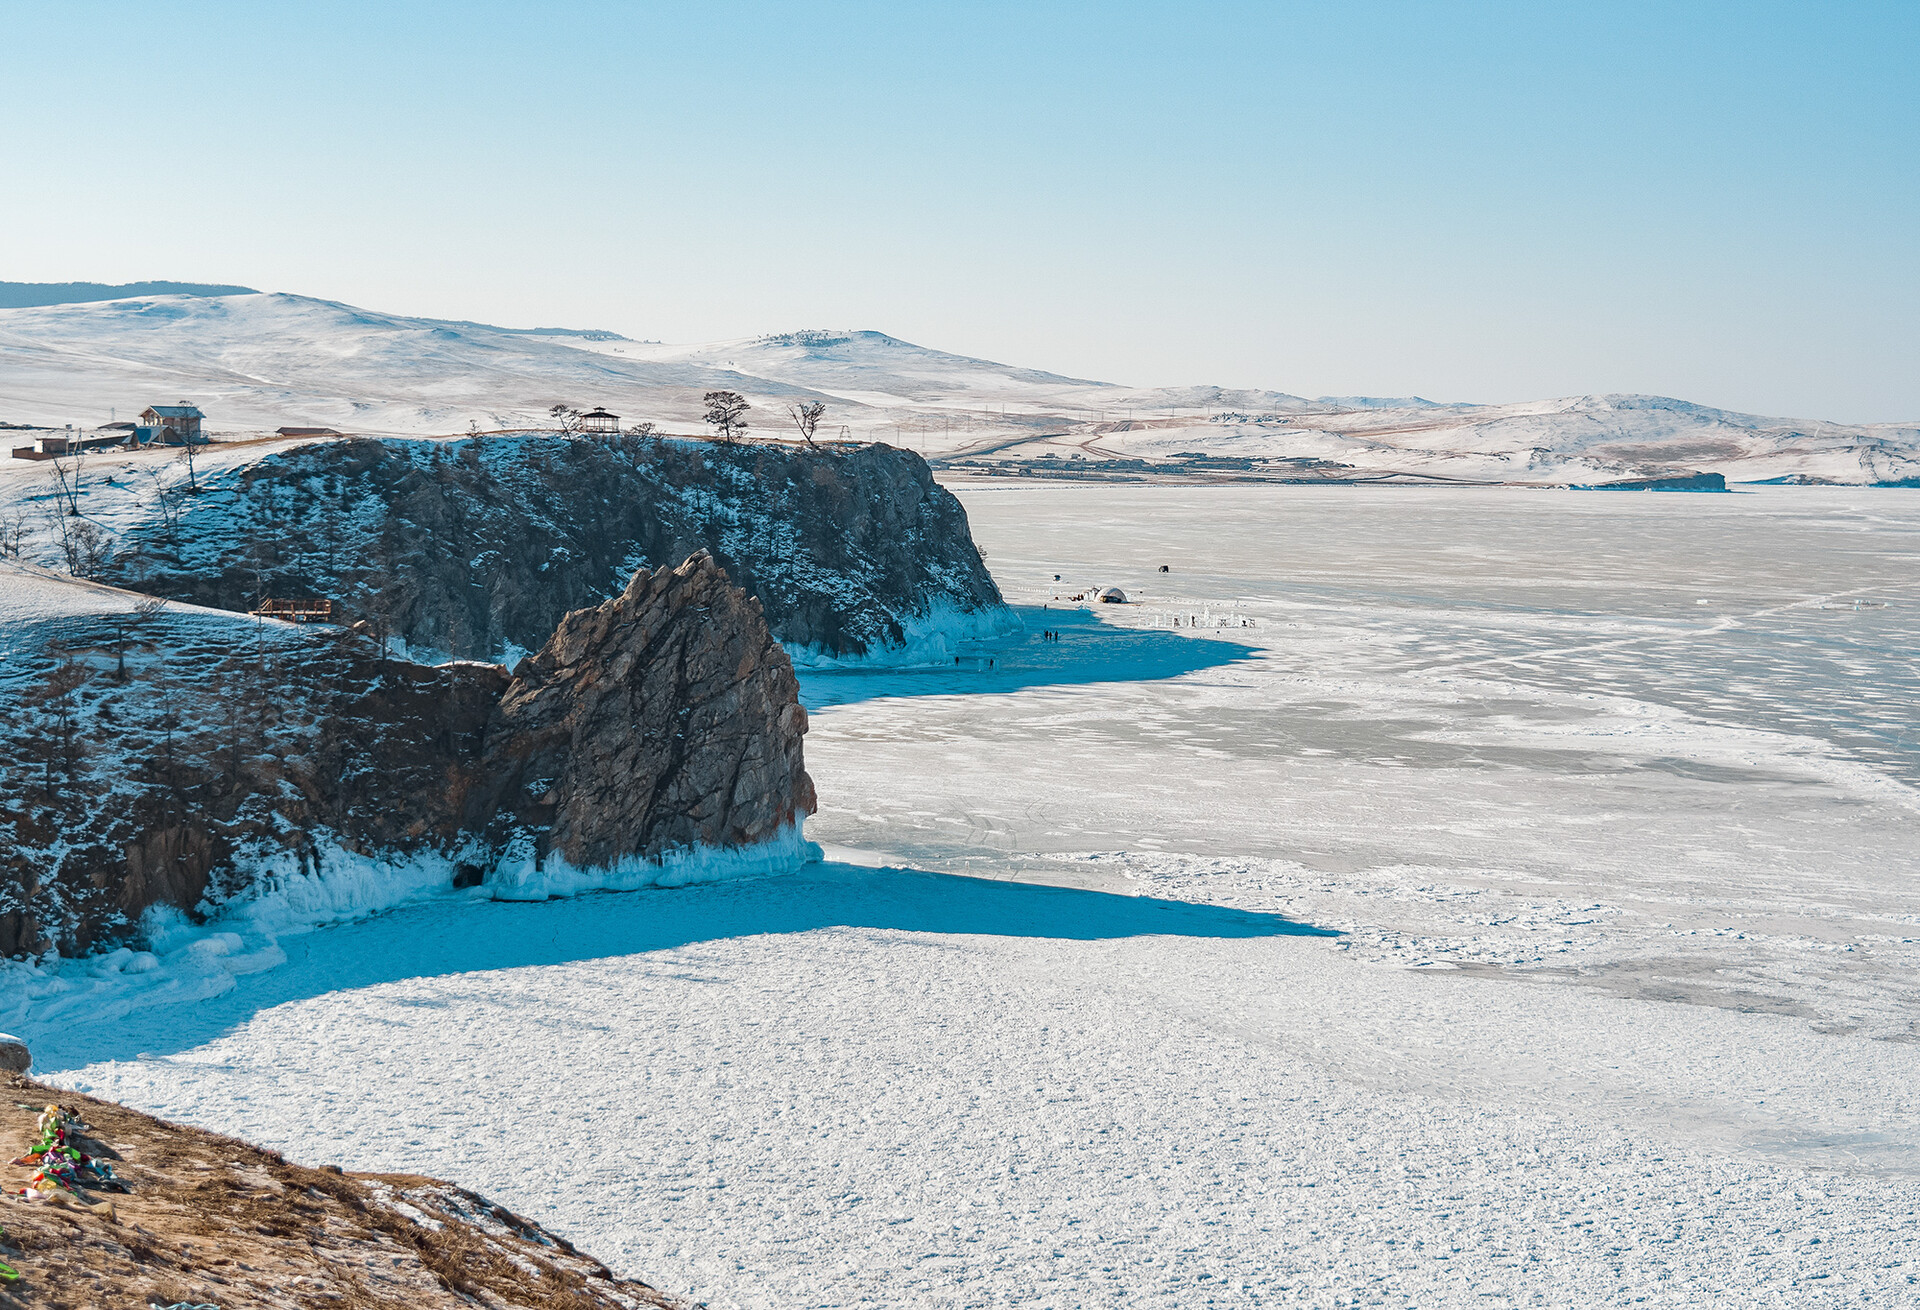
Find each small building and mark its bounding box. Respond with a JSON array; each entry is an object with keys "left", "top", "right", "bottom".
[
  {"left": 136, "top": 404, "right": 205, "bottom": 446},
  {"left": 580, "top": 407, "right": 621, "bottom": 434},
  {"left": 276, "top": 426, "right": 343, "bottom": 438},
  {"left": 10, "top": 430, "right": 133, "bottom": 460},
  {"left": 1097, "top": 587, "right": 1129, "bottom": 604}
]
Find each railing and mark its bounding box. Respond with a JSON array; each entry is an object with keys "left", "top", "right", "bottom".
[{"left": 249, "top": 598, "right": 335, "bottom": 623}]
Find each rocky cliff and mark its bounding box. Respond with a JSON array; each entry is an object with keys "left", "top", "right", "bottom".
[
  {"left": 102, "top": 435, "right": 1004, "bottom": 662},
  {"left": 0, "top": 554, "right": 814, "bottom": 959}
]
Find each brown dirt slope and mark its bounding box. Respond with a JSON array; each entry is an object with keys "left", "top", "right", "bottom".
[{"left": 0, "top": 1075, "right": 681, "bottom": 1309}]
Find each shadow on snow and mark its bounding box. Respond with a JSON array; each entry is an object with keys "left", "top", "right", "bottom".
[
  {"left": 33, "top": 861, "right": 1333, "bottom": 1071},
  {"left": 798, "top": 604, "right": 1259, "bottom": 710}
]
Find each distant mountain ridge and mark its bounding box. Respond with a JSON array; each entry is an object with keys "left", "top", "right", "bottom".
[
  {"left": 0, "top": 280, "right": 259, "bottom": 308},
  {"left": 0, "top": 288, "right": 1914, "bottom": 484}
]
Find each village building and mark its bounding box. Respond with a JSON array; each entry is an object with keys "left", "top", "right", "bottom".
[
  {"left": 136, "top": 404, "right": 205, "bottom": 445},
  {"left": 9, "top": 429, "right": 134, "bottom": 461},
  {"left": 580, "top": 407, "right": 621, "bottom": 434}
]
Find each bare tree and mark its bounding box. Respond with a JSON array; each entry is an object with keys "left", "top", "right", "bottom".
[
  {"left": 0, "top": 510, "right": 26, "bottom": 558},
  {"left": 67, "top": 520, "right": 114, "bottom": 578},
  {"left": 548, "top": 404, "right": 584, "bottom": 435},
  {"left": 787, "top": 400, "right": 827, "bottom": 448},
  {"left": 25, "top": 649, "right": 89, "bottom": 800},
  {"left": 140, "top": 466, "right": 189, "bottom": 540},
  {"left": 702, "top": 391, "right": 750, "bottom": 443},
  {"left": 43, "top": 503, "right": 114, "bottom": 578},
  {"left": 103, "top": 595, "right": 167, "bottom": 682},
  {"left": 176, "top": 436, "right": 204, "bottom": 493},
  {"left": 154, "top": 680, "right": 184, "bottom": 818},
  {"left": 48, "top": 443, "right": 88, "bottom": 516},
  {"left": 626, "top": 421, "right": 656, "bottom": 438},
  {"left": 137, "top": 594, "right": 170, "bottom": 663},
  {"left": 105, "top": 614, "right": 137, "bottom": 681}
]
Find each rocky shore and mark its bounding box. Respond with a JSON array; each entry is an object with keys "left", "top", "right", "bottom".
[
  {"left": 0, "top": 1072, "right": 679, "bottom": 1309},
  {"left": 0, "top": 551, "right": 814, "bottom": 958}
]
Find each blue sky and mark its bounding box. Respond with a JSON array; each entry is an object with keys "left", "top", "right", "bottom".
[{"left": 3, "top": 1, "right": 1915, "bottom": 419}]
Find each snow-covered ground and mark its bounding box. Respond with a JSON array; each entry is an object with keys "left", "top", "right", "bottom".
[
  {"left": 4, "top": 290, "right": 1916, "bottom": 483},
  {"left": 28, "top": 484, "right": 1920, "bottom": 1306},
  {"left": 1064, "top": 396, "right": 1920, "bottom": 486}
]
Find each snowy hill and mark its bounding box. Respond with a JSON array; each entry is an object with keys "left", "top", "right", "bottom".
[
  {"left": 1071, "top": 392, "right": 1920, "bottom": 486},
  {"left": 616, "top": 329, "right": 1121, "bottom": 409},
  {"left": 2, "top": 290, "right": 1915, "bottom": 483},
  {"left": 0, "top": 293, "right": 829, "bottom": 436}
]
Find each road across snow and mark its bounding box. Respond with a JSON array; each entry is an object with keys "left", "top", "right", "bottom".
[{"left": 36, "top": 484, "right": 1920, "bottom": 1307}]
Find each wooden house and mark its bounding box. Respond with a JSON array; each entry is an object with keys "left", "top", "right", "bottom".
[{"left": 137, "top": 404, "right": 205, "bottom": 445}]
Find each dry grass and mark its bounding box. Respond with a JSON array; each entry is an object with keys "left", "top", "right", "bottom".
[{"left": 0, "top": 1074, "right": 682, "bottom": 1309}]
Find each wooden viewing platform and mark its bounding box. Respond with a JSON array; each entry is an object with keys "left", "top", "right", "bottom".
[{"left": 250, "top": 598, "right": 335, "bottom": 623}]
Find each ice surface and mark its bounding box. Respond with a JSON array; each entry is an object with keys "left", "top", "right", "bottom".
[{"left": 28, "top": 484, "right": 1920, "bottom": 1306}]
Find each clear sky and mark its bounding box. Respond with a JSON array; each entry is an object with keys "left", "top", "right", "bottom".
[{"left": 3, "top": 1, "right": 1915, "bottom": 421}]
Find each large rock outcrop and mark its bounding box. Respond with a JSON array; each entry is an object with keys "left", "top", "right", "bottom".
[
  {"left": 102, "top": 435, "right": 1004, "bottom": 660},
  {"left": 479, "top": 551, "right": 815, "bottom": 870},
  {"left": 0, "top": 553, "right": 814, "bottom": 958}
]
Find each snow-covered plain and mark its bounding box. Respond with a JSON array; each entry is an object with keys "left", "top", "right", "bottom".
[{"left": 33, "top": 484, "right": 1920, "bottom": 1307}]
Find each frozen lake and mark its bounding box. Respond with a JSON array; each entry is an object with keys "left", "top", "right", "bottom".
[{"left": 42, "top": 484, "right": 1920, "bottom": 1307}]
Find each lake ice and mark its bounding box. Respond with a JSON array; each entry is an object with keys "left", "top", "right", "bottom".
[{"left": 38, "top": 485, "right": 1920, "bottom": 1307}]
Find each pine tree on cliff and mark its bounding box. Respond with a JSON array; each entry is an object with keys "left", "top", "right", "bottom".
[
  {"left": 703, "top": 391, "right": 750, "bottom": 443},
  {"left": 787, "top": 400, "right": 826, "bottom": 448}
]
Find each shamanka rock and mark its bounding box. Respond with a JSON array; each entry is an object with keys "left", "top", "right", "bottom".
[{"left": 480, "top": 550, "right": 816, "bottom": 871}]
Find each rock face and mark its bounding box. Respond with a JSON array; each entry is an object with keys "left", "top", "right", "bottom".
[
  {"left": 0, "top": 1077, "right": 678, "bottom": 1308},
  {"left": 480, "top": 551, "right": 815, "bottom": 870},
  {"left": 104, "top": 435, "right": 1004, "bottom": 660},
  {"left": 0, "top": 553, "right": 812, "bottom": 958}
]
